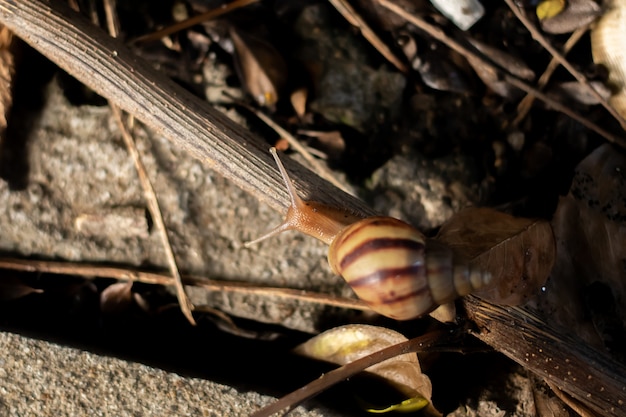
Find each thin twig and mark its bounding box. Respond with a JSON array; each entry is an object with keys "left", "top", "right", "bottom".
[
  {"left": 504, "top": 0, "right": 626, "bottom": 129},
  {"left": 102, "top": 0, "right": 195, "bottom": 324},
  {"left": 132, "top": 0, "right": 260, "bottom": 44},
  {"left": 111, "top": 106, "right": 195, "bottom": 324},
  {"left": 328, "top": 0, "right": 408, "bottom": 73},
  {"left": 0, "top": 257, "right": 367, "bottom": 312},
  {"left": 377, "top": 0, "right": 626, "bottom": 148},
  {"left": 246, "top": 106, "right": 354, "bottom": 195},
  {"left": 513, "top": 25, "right": 588, "bottom": 128}
]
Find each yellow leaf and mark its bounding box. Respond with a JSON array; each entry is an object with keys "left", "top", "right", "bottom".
[
  {"left": 365, "top": 395, "right": 429, "bottom": 413},
  {"left": 536, "top": 0, "right": 566, "bottom": 20}
]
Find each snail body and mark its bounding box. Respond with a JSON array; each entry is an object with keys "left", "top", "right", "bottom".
[{"left": 246, "top": 148, "right": 491, "bottom": 320}]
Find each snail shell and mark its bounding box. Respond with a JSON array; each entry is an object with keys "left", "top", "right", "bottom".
[{"left": 246, "top": 148, "right": 492, "bottom": 320}]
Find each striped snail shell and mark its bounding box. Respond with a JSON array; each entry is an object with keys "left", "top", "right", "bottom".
[{"left": 246, "top": 148, "right": 492, "bottom": 320}]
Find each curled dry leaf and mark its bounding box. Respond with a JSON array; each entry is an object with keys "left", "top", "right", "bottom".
[
  {"left": 591, "top": 0, "right": 626, "bottom": 125},
  {"left": 542, "top": 144, "right": 626, "bottom": 352},
  {"left": 437, "top": 207, "right": 555, "bottom": 305},
  {"left": 100, "top": 281, "right": 134, "bottom": 314},
  {"left": 465, "top": 38, "right": 535, "bottom": 99},
  {"left": 550, "top": 80, "right": 612, "bottom": 106},
  {"left": 290, "top": 86, "right": 307, "bottom": 118},
  {"left": 294, "top": 324, "right": 439, "bottom": 415},
  {"left": 229, "top": 26, "right": 287, "bottom": 109},
  {"left": 538, "top": 0, "right": 601, "bottom": 34}
]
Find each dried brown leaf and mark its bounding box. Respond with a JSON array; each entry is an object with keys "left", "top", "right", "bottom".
[
  {"left": 294, "top": 324, "right": 439, "bottom": 415},
  {"left": 229, "top": 27, "right": 287, "bottom": 109},
  {"left": 465, "top": 38, "right": 535, "bottom": 98},
  {"left": 289, "top": 86, "right": 307, "bottom": 118},
  {"left": 539, "top": 0, "right": 601, "bottom": 34},
  {"left": 413, "top": 49, "right": 471, "bottom": 94},
  {"left": 437, "top": 207, "right": 555, "bottom": 305},
  {"left": 543, "top": 144, "right": 626, "bottom": 353},
  {"left": 550, "top": 80, "right": 612, "bottom": 106},
  {"left": 100, "top": 281, "right": 134, "bottom": 314}
]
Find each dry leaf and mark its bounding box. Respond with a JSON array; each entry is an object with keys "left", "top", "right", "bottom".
[
  {"left": 550, "top": 80, "right": 612, "bottom": 106},
  {"left": 100, "top": 281, "right": 134, "bottom": 314},
  {"left": 413, "top": 50, "right": 471, "bottom": 94},
  {"left": 543, "top": 144, "right": 626, "bottom": 354},
  {"left": 0, "top": 25, "right": 16, "bottom": 136},
  {"left": 428, "top": 302, "right": 457, "bottom": 323},
  {"left": 294, "top": 324, "right": 439, "bottom": 415},
  {"left": 465, "top": 38, "right": 535, "bottom": 99},
  {"left": 536, "top": 0, "right": 566, "bottom": 20},
  {"left": 229, "top": 27, "right": 287, "bottom": 109},
  {"left": 591, "top": 0, "right": 626, "bottom": 125},
  {"left": 539, "top": 0, "right": 601, "bottom": 34},
  {"left": 437, "top": 207, "right": 555, "bottom": 305},
  {"left": 290, "top": 87, "right": 307, "bottom": 118}
]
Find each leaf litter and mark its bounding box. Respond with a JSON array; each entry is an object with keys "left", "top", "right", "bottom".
[{"left": 1, "top": 0, "right": 626, "bottom": 416}]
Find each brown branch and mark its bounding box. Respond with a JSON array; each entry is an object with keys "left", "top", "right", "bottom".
[
  {"left": 0, "top": 0, "right": 375, "bottom": 218},
  {"left": 513, "top": 25, "right": 589, "bottom": 128},
  {"left": 464, "top": 296, "right": 626, "bottom": 417},
  {"left": 101, "top": 0, "right": 195, "bottom": 325},
  {"left": 327, "top": 0, "right": 408, "bottom": 73},
  {"left": 131, "top": 0, "right": 260, "bottom": 44},
  {"left": 0, "top": 257, "right": 368, "bottom": 312},
  {"left": 110, "top": 107, "right": 196, "bottom": 325}
]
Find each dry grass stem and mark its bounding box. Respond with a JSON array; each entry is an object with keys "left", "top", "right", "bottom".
[
  {"left": 247, "top": 106, "right": 354, "bottom": 195},
  {"left": 513, "top": 25, "right": 589, "bottom": 127},
  {"left": 0, "top": 257, "right": 368, "bottom": 312},
  {"left": 328, "top": 0, "right": 408, "bottom": 73},
  {"left": 132, "top": 0, "right": 260, "bottom": 44}
]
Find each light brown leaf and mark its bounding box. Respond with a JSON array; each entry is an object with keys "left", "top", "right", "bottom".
[
  {"left": 294, "top": 324, "right": 438, "bottom": 414},
  {"left": 539, "top": 0, "right": 601, "bottom": 34},
  {"left": 591, "top": 0, "right": 626, "bottom": 125},
  {"left": 289, "top": 87, "right": 307, "bottom": 118},
  {"left": 100, "top": 281, "right": 134, "bottom": 314},
  {"left": 229, "top": 27, "right": 287, "bottom": 109},
  {"left": 437, "top": 207, "right": 555, "bottom": 305}
]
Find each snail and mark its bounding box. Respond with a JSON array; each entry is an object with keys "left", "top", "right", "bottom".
[{"left": 246, "top": 148, "right": 492, "bottom": 320}]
